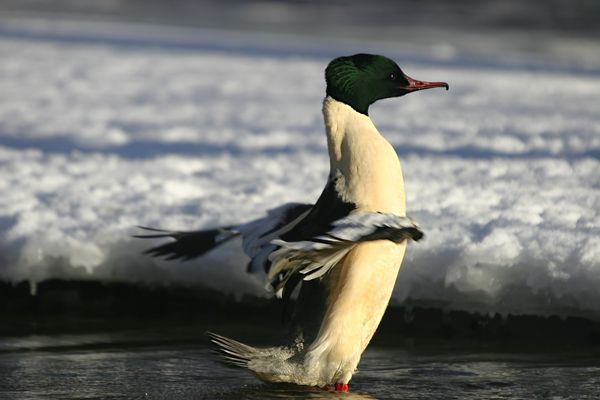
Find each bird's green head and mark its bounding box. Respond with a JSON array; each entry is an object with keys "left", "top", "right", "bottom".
[{"left": 325, "top": 54, "right": 449, "bottom": 115}]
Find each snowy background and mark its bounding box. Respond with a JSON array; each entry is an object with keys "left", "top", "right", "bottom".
[{"left": 1, "top": 4, "right": 599, "bottom": 320}]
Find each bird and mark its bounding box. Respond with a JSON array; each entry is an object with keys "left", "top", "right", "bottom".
[{"left": 135, "top": 53, "right": 448, "bottom": 392}]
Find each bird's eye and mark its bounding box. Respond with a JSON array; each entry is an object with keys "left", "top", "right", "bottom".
[{"left": 389, "top": 73, "right": 396, "bottom": 80}]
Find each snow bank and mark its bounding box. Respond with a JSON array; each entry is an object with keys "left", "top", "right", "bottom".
[{"left": 0, "top": 17, "right": 599, "bottom": 318}]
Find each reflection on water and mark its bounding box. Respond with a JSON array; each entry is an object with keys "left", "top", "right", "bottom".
[{"left": 1, "top": 332, "right": 599, "bottom": 400}]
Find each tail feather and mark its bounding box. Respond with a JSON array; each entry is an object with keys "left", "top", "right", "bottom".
[
  {"left": 134, "top": 226, "right": 239, "bottom": 261},
  {"left": 206, "top": 331, "right": 258, "bottom": 368}
]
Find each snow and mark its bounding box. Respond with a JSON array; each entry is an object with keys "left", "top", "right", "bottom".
[{"left": 1, "top": 16, "right": 599, "bottom": 318}]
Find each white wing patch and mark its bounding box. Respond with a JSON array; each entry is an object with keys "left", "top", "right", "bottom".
[
  {"left": 236, "top": 203, "right": 312, "bottom": 272},
  {"left": 267, "top": 212, "right": 423, "bottom": 297}
]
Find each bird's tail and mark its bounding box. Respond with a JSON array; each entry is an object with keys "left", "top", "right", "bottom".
[
  {"left": 206, "top": 331, "right": 259, "bottom": 368},
  {"left": 133, "top": 226, "right": 240, "bottom": 261}
]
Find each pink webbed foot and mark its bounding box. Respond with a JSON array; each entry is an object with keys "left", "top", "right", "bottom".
[{"left": 335, "top": 383, "right": 349, "bottom": 392}]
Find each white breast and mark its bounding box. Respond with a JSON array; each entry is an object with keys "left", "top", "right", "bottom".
[{"left": 322, "top": 96, "right": 406, "bottom": 215}]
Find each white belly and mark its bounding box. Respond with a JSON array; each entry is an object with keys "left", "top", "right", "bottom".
[{"left": 305, "top": 239, "right": 407, "bottom": 385}]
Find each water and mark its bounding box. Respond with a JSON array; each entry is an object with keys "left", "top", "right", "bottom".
[{"left": 1, "top": 328, "right": 599, "bottom": 399}]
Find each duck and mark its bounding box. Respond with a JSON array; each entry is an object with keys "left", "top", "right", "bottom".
[{"left": 135, "top": 53, "right": 448, "bottom": 392}]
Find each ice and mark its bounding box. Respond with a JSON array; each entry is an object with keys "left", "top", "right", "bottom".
[{"left": 0, "top": 16, "right": 599, "bottom": 318}]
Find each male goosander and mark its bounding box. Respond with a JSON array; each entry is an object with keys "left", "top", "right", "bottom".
[{"left": 136, "top": 54, "right": 448, "bottom": 391}]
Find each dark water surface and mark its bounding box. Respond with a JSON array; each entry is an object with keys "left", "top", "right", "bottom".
[{"left": 1, "top": 328, "right": 599, "bottom": 400}]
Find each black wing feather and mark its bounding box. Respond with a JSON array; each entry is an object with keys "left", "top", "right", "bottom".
[
  {"left": 135, "top": 227, "right": 238, "bottom": 261},
  {"left": 274, "top": 177, "right": 355, "bottom": 296},
  {"left": 281, "top": 178, "right": 355, "bottom": 241}
]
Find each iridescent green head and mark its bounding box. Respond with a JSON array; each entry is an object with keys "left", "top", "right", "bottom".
[{"left": 325, "top": 54, "right": 448, "bottom": 115}]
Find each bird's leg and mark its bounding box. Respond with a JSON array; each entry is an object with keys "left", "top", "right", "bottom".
[
  {"left": 335, "top": 383, "right": 349, "bottom": 392},
  {"left": 321, "top": 383, "right": 349, "bottom": 392}
]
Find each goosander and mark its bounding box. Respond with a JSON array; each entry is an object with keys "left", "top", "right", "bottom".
[{"left": 136, "top": 54, "right": 448, "bottom": 391}]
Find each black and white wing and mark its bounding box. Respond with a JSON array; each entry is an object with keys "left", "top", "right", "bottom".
[
  {"left": 135, "top": 202, "right": 312, "bottom": 265},
  {"left": 266, "top": 212, "right": 424, "bottom": 297},
  {"left": 136, "top": 177, "right": 423, "bottom": 299},
  {"left": 237, "top": 202, "right": 313, "bottom": 273},
  {"left": 135, "top": 173, "right": 352, "bottom": 269}
]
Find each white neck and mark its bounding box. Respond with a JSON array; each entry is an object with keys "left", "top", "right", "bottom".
[{"left": 321, "top": 96, "right": 406, "bottom": 215}]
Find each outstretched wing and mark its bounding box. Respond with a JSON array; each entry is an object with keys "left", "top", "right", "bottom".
[
  {"left": 267, "top": 212, "right": 424, "bottom": 297},
  {"left": 135, "top": 202, "right": 312, "bottom": 264},
  {"left": 133, "top": 226, "right": 239, "bottom": 261},
  {"left": 135, "top": 178, "right": 423, "bottom": 300}
]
